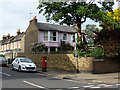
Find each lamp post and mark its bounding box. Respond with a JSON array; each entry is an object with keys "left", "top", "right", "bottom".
[{"left": 75, "top": 33, "right": 79, "bottom": 73}]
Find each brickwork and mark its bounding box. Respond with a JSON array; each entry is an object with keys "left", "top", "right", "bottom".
[
  {"left": 21, "top": 19, "right": 38, "bottom": 53},
  {"left": 6, "top": 52, "right": 119, "bottom": 73}
]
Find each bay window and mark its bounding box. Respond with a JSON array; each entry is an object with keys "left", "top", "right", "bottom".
[
  {"left": 43, "top": 31, "right": 58, "bottom": 42},
  {"left": 44, "top": 31, "right": 48, "bottom": 41},
  {"left": 50, "top": 32, "right": 57, "bottom": 41}
]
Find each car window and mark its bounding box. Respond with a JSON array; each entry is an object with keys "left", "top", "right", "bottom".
[
  {"left": 20, "top": 58, "right": 33, "bottom": 63},
  {"left": 14, "top": 58, "right": 18, "bottom": 62}
]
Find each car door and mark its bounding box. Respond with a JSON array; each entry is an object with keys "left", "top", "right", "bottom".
[
  {"left": 13, "top": 58, "right": 18, "bottom": 69},
  {"left": 16, "top": 59, "right": 20, "bottom": 69}
]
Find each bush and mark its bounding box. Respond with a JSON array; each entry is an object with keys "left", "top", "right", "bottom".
[
  {"left": 75, "top": 47, "right": 104, "bottom": 58},
  {"left": 90, "top": 47, "right": 104, "bottom": 58}
]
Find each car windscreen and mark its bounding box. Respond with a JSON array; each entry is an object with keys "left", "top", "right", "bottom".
[{"left": 20, "top": 58, "right": 33, "bottom": 63}]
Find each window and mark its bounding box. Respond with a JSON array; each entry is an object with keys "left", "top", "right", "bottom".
[
  {"left": 63, "top": 33, "right": 67, "bottom": 41},
  {"left": 11, "top": 43, "right": 13, "bottom": 49},
  {"left": 71, "top": 34, "right": 75, "bottom": 42},
  {"left": 18, "top": 41, "right": 21, "bottom": 48},
  {"left": 50, "top": 32, "right": 57, "bottom": 41},
  {"left": 7, "top": 44, "right": 9, "bottom": 50},
  {"left": 4, "top": 45, "right": 6, "bottom": 50},
  {"left": 44, "top": 31, "right": 48, "bottom": 41}
]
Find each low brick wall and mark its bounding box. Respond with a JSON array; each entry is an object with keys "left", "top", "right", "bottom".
[
  {"left": 93, "top": 58, "right": 120, "bottom": 73},
  {"left": 6, "top": 52, "right": 120, "bottom": 73},
  {"left": 15, "top": 52, "right": 94, "bottom": 72}
]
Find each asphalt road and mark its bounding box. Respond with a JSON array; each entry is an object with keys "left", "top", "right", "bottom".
[{"left": 1, "top": 67, "right": 119, "bottom": 90}]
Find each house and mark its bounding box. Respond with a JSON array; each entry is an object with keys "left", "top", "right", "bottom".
[
  {"left": 21, "top": 17, "right": 78, "bottom": 53},
  {"left": 0, "top": 30, "right": 24, "bottom": 53}
]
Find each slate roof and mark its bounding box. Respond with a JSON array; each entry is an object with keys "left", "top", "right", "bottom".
[
  {"left": 36, "top": 23, "right": 77, "bottom": 33},
  {"left": 12, "top": 32, "right": 24, "bottom": 42},
  {"left": 1, "top": 32, "right": 24, "bottom": 44}
]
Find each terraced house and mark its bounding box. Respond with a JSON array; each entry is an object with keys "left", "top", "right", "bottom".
[
  {"left": 0, "top": 30, "right": 24, "bottom": 53},
  {"left": 21, "top": 17, "right": 78, "bottom": 53},
  {"left": 0, "top": 17, "right": 86, "bottom": 54}
]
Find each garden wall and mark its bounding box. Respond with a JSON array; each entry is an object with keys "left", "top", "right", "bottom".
[{"left": 6, "top": 52, "right": 120, "bottom": 73}]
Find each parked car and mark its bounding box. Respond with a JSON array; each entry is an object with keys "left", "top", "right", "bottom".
[
  {"left": 11, "top": 57, "right": 37, "bottom": 72},
  {"left": 0, "top": 57, "right": 7, "bottom": 67}
]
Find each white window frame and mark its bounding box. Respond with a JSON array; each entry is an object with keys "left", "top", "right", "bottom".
[
  {"left": 11, "top": 43, "right": 13, "bottom": 49},
  {"left": 50, "top": 31, "right": 58, "bottom": 42},
  {"left": 2, "top": 45, "right": 3, "bottom": 51},
  {"left": 43, "top": 31, "right": 58, "bottom": 42},
  {"left": 18, "top": 41, "right": 21, "bottom": 48},
  {"left": 4, "top": 44, "right": 6, "bottom": 51},
  {"left": 63, "top": 33, "right": 67, "bottom": 41},
  {"left": 7, "top": 44, "right": 9, "bottom": 50},
  {"left": 43, "top": 31, "right": 48, "bottom": 41}
]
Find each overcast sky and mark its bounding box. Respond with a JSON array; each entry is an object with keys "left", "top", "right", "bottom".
[{"left": 0, "top": 0, "right": 119, "bottom": 40}]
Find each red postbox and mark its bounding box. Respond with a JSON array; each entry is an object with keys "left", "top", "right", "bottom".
[{"left": 42, "top": 56, "right": 47, "bottom": 72}]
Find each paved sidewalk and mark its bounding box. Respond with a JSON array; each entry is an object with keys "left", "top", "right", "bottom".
[{"left": 37, "top": 68, "right": 120, "bottom": 84}]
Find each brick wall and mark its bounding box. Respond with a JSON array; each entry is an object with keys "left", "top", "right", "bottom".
[
  {"left": 21, "top": 19, "right": 38, "bottom": 53},
  {"left": 7, "top": 52, "right": 119, "bottom": 73},
  {"left": 16, "top": 53, "right": 94, "bottom": 72}
]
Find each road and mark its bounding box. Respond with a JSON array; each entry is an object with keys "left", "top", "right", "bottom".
[{"left": 1, "top": 67, "right": 119, "bottom": 90}]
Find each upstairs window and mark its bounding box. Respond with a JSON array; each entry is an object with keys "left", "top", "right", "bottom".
[
  {"left": 63, "top": 33, "right": 67, "bottom": 41},
  {"left": 44, "top": 31, "right": 48, "bottom": 41},
  {"left": 50, "top": 32, "right": 57, "bottom": 41}
]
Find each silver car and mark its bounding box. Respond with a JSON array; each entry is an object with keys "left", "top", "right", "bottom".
[
  {"left": 11, "top": 57, "right": 37, "bottom": 72},
  {"left": 0, "top": 57, "right": 7, "bottom": 66}
]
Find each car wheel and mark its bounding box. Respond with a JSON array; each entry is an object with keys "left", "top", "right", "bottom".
[
  {"left": 11, "top": 65, "right": 14, "bottom": 70},
  {"left": 18, "top": 66, "right": 21, "bottom": 72}
]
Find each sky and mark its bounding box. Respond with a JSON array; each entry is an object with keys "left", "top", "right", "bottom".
[{"left": 0, "top": 0, "right": 119, "bottom": 40}]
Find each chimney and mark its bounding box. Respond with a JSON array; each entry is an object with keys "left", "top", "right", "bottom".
[
  {"left": 30, "top": 16, "right": 37, "bottom": 24},
  {"left": 17, "top": 29, "right": 21, "bottom": 36},
  {"left": 7, "top": 33, "right": 10, "bottom": 39},
  {"left": 2, "top": 35, "right": 7, "bottom": 40},
  {"left": 73, "top": 25, "right": 78, "bottom": 29}
]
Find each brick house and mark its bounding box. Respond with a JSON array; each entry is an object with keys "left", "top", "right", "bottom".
[
  {"left": 0, "top": 30, "right": 24, "bottom": 53},
  {"left": 21, "top": 17, "right": 78, "bottom": 53}
]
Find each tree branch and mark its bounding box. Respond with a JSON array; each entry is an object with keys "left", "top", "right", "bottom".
[{"left": 81, "top": 17, "right": 86, "bottom": 23}]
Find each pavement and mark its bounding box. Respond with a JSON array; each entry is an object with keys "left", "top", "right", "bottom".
[{"left": 37, "top": 68, "right": 120, "bottom": 84}]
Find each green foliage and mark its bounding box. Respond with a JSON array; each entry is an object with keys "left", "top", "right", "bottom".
[
  {"left": 94, "top": 27, "right": 120, "bottom": 57},
  {"left": 76, "top": 47, "right": 104, "bottom": 58},
  {"left": 0, "top": 54, "right": 5, "bottom": 57},
  {"left": 85, "top": 24, "right": 100, "bottom": 44},
  {"left": 89, "top": 47, "right": 104, "bottom": 58},
  {"left": 60, "top": 41, "right": 73, "bottom": 51},
  {"left": 31, "top": 42, "right": 47, "bottom": 52},
  {"left": 38, "top": 1, "right": 114, "bottom": 33},
  {"left": 77, "top": 50, "right": 86, "bottom": 58}
]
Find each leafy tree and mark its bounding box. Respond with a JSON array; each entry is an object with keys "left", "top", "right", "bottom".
[
  {"left": 38, "top": 1, "right": 114, "bottom": 40},
  {"left": 107, "top": 7, "right": 120, "bottom": 22},
  {"left": 100, "top": 7, "right": 120, "bottom": 30},
  {"left": 94, "top": 26, "right": 120, "bottom": 57},
  {"left": 85, "top": 24, "right": 99, "bottom": 45}
]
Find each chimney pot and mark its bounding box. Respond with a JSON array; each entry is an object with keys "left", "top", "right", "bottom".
[{"left": 17, "top": 29, "right": 21, "bottom": 36}]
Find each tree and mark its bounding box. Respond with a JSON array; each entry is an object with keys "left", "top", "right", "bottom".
[
  {"left": 85, "top": 24, "right": 99, "bottom": 45},
  {"left": 38, "top": 1, "right": 114, "bottom": 40},
  {"left": 107, "top": 7, "right": 120, "bottom": 22},
  {"left": 100, "top": 7, "right": 120, "bottom": 30}
]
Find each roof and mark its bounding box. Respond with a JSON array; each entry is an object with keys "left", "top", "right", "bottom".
[
  {"left": 12, "top": 32, "right": 24, "bottom": 42},
  {"left": 1, "top": 32, "right": 24, "bottom": 45},
  {"left": 36, "top": 23, "right": 77, "bottom": 33}
]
